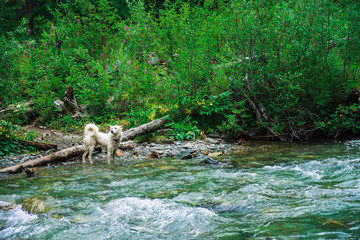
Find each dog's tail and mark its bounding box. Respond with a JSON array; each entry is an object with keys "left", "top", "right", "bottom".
[{"left": 84, "top": 123, "right": 99, "bottom": 137}]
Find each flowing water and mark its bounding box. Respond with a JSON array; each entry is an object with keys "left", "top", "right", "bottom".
[{"left": 1, "top": 140, "right": 360, "bottom": 239}]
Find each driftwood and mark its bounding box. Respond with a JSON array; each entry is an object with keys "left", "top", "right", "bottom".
[
  {"left": 0, "top": 116, "right": 168, "bottom": 174},
  {"left": 19, "top": 140, "right": 57, "bottom": 151}
]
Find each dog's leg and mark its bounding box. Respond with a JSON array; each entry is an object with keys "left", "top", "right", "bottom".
[
  {"left": 112, "top": 150, "right": 116, "bottom": 163},
  {"left": 82, "top": 149, "right": 88, "bottom": 164},
  {"left": 106, "top": 151, "right": 112, "bottom": 164},
  {"left": 88, "top": 145, "right": 95, "bottom": 164}
]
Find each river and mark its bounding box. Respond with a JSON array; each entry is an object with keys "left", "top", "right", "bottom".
[{"left": 0, "top": 140, "right": 359, "bottom": 239}]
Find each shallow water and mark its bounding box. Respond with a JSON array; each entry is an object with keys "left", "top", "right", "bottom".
[{"left": 1, "top": 140, "right": 360, "bottom": 239}]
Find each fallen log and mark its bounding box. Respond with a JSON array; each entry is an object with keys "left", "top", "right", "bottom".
[
  {"left": 0, "top": 116, "right": 168, "bottom": 174},
  {"left": 121, "top": 116, "right": 169, "bottom": 141},
  {"left": 0, "top": 145, "right": 85, "bottom": 174}
]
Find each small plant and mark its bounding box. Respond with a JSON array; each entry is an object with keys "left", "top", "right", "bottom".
[
  {"left": 166, "top": 116, "right": 201, "bottom": 141},
  {"left": 24, "top": 130, "right": 39, "bottom": 141}
]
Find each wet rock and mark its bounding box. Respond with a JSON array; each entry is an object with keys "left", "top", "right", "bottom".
[
  {"left": 51, "top": 214, "right": 64, "bottom": 219},
  {"left": 207, "top": 145, "right": 218, "bottom": 151},
  {"left": 208, "top": 152, "right": 223, "bottom": 157},
  {"left": 25, "top": 168, "right": 38, "bottom": 177},
  {"left": 187, "top": 148, "right": 198, "bottom": 154},
  {"left": 155, "top": 147, "right": 169, "bottom": 151},
  {"left": 201, "top": 157, "right": 219, "bottom": 164},
  {"left": 204, "top": 138, "right": 220, "bottom": 144},
  {"left": 0, "top": 204, "right": 17, "bottom": 211},
  {"left": 179, "top": 151, "right": 193, "bottom": 159},
  {"left": 20, "top": 196, "right": 47, "bottom": 214},
  {"left": 146, "top": 150, "right": 161, "bottom": 159},
  {"left": 183, "top": 144, "right": 192, "bottom": 149},
  {"left": 165, "top": 152, "right": 176, "bottom": 157}
]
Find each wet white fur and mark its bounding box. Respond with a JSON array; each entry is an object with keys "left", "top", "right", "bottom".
[{"left": 82, "top": 123, "right": 123, "bottom": 164}]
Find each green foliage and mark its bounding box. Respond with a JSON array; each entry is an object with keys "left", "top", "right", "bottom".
[
  {"left": 50, "top": 115, "right": 89, "bottom": 133},
  {"left": 0, "top": 120, "right": 34, "bottom": 156},
  {"left": 1, "top": 0, "right": 360, "bottom": 140},
  {"left": 318, "top": 104, "right": 360, "bottom": 138},
  {"left": 166, "top": 116, "right": 201, "bottom": 141}
]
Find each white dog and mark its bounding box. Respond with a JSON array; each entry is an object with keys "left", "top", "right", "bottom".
[{"left": 82, "top": 123, "right": 123, "bottom": 164}]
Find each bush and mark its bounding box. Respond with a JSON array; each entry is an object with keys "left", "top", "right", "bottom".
[
  {"left": 165, "top": 116, "right": 202, "bottom": 141},
  {"left": 0, "top": 120, "right": 34, "bottom": 156},
  {"left": 318, "top": 104, "right": 360, "bottom": 139}
]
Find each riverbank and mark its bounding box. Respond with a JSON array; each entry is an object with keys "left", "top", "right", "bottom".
[{"left": 0, "top": 125, "right": 248, "bottom": 169}]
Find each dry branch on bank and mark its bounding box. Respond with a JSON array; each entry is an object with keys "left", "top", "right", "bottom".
[{"left": 0, "top": 116, "right": 168, "bottom": 174}]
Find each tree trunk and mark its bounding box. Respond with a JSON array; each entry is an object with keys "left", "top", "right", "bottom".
[
  {"left": 0, "top": 116, "right": 168, "bottom": 174},
  {"left": 62, "top": 86, "right": 86, "bottom": 118}
]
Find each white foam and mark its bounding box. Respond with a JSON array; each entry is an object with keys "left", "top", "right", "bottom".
[
  {"left": 294, "top": 165, "right": 323, "bottom": 180},
  {"left": 99, "top": 197, "right": 219, "bottom": 237},
  {"left": 0, "top": 205, "right": 38, "bottom": 239}
]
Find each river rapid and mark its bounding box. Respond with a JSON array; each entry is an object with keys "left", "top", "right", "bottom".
[{"left": 0, "top": 140, "right": 360, "bottom": 239}]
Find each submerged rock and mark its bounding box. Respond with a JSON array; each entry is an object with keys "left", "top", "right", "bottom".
[
  {"left": 20, "top": 196, "right": 47, "bottom": 214},
  {"left": 71, "top": 213, "right": 93, "bottom": 224},
  {"left": 201, "top": 157, "right": 219, "bottom": 164},
  {"left": 179, "top": 151, "right": 193, "bottom": 159}
]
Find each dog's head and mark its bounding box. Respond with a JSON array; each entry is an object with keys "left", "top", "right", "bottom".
[{"left": 110, "top": 125, "right": 123, "bottom": 135}]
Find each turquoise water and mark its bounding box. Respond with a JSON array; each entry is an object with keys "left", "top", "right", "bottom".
[{"left": 0, "top": 140, "right": 360, "bottom": 239}]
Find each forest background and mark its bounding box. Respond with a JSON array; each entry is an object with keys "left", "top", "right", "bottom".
[{"left": 1, "top": 0, "right": 360, "bottom": 154}]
